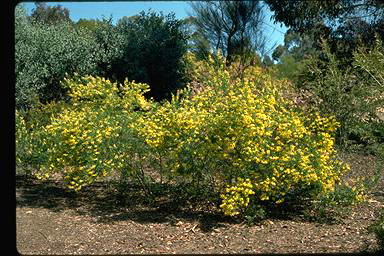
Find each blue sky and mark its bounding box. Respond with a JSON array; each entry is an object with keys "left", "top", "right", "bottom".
[{"left": 19, "top": 1, "right": 287, "bottom": 53}]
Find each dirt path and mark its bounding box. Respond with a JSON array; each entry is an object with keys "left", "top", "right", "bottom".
[{"left": 16, "top": 174, "right": 384, "bottom": 254}]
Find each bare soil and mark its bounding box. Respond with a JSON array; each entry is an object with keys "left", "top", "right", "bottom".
[{"left": 16, "top": 152, "right": 384, "bottom": 254}]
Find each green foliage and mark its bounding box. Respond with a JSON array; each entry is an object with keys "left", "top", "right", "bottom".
[
  {"left": 75, "top": 18, "right": 101, "bottom": 32},
  {"left": 77, "top": 17, "right": 125, "bottom": 78},
  {"left": 272, "top": 54, "right": 306, "bottom": 83},
  {"left": 273, "top": 30, "right": 319, "bottom": 62},
  {"left": 266, "top": 1, "right": 384, "bottom": 74},
  {"left": 15, "top": 6, "right": 103, "bottom": 109},
  {"left": 112, "top": 10, "right": 188, "bottom": 101},
  {"left": 298, "top": 38, "right": 384, "bottom": 151},
  {"left": 310, "top": 177, "right": 367, "bottom": 220},
  {"left": 265, "top": 0, "right": 384, "bottom": 34},
  {"left": 270, "top": 30, "right": 319, "bottom": 84},
  {"left": 15, "top": 5, "right": 189, "bottom": 107}
]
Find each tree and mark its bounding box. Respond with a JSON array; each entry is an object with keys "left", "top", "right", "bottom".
[
  {"left": 262, "top": 54, "right": 274, "bottom": 68},
  {"left": 265, "top": 0, "right": 384, "bottom": 34},
  {"left": 272, "top": 29, "right": 320, "bottom": 63},
  {"left": 269, "top": 29, "right": 318, "bottom": 83},
  {"left": 266, "top": 0, "right": 384, "bottom": 52},
  {"left": 180, "top": 16, "right": 211, "bottom": 60},
  {"left": 266, "top": 0, "right": 384, "bottom": 71},
  {"left": 188, "top": 1, "right": 267, "bottom": 63},
  {"left": 111, "top": 11, "right": 188, "bottom": 101},
  {"left": 329, "top": 16, "right": 384, "bottom": 66},
  {"left": 30, "top": 2, "right": 71, "bottom": 25}
]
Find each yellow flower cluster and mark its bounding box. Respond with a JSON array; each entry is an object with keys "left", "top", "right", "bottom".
[
  {"left": 220, "top": 177, "right": 255, "bottom": 216},
  {"left": 344, "top": 176, "right": 367, "bottom": 203},
  {"left": 43, "top": 106, "right": 122, "bottom": 190},
  {"left": 64, "top": 75, "right": 118, "bottom": 101},
  {"left": 62, "top": 74, "right": 152, "bottom": 112}
]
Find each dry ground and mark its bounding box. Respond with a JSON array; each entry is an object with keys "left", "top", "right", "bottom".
[{"left": 16, "top": 152, "right": 384, "bottom": 254}]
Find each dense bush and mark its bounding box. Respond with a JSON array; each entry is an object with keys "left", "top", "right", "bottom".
[
  {"left": 77, "top": 18, "right": 126, "bottom": 79},
  {"left": 15, "top": 5, "right": 103, "bottom": 109},
  {"left": 15, "top": 5, "right": 189, "bottom": 109},
  {"left": 111, "top": 10, "right": 188, "bottom": 101}
]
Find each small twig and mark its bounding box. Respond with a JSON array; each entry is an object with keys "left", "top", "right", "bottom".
[
  {"left": 38, "top": 230, "right": 50, "bottom": 242},
  {"left": 187, "top": 224, "right": 198, "bottom": 233}
]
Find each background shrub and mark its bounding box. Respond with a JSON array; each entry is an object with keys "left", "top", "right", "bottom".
[
  {"left": 15, "top": 5, "right": 103, "bottom": 109},
  {"left": 297, "top": 38, "right": 384, "bottom": 153},
  {"left": 111, "top": 10, "right": 188, "bottom": 101},
  {"left": 15, "top": 5, "right": 189, "bottom": 108}
]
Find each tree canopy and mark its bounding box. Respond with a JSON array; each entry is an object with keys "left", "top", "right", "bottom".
[
  {"left": 15, "top": 4, "right": 189, "bottom": 107},
  {"left": 188, "top": 1, "right": 267, "bottom": 63},
  {"left": 265, "top": 0, "right": 384, "bottom": 33},
  {"left": 266, "top": 0, "right": 384, "bottom": 68},
  {"left": 111, "top": 11, "right": 188, "bottom": 100},
  {"left": 30, "top": 2, "right": 71, "bottom": 25}
]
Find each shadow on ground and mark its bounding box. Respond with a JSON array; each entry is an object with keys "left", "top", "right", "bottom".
[
  {"left": 16, "top": 173, "right": 359, "bottom": 232},
  {"left": 16, "top": 175, "right": 237, "bottom": 232}
]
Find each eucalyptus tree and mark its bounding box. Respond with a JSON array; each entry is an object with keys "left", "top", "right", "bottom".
[{"left": 188, "top": 1, "right": 267, "bottom": 63}]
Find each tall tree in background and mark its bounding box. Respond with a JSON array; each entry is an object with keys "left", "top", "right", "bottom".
[
  {"left": 30, "top": 2, "right": 72, "bottom": 25},
  {"left": 265, "top": 0, "right": 384, "bottom": 34},
  {"left": 188, "top": 1, "right": 267, "bottom": 63},
  {"left": 272, "top": 29, "right": 320, "bottom": 63},
  {"left": 75, "top": 18, "right": 101, "bottom": 32},
  {"left": 271, "top": 30, "right": 317, "bottom": 82},
  {"left": 75, "top": 17, "right": 124, "bottom": 78},
  {"left": 181, "top": 16, "right": 212, "bottom": 60},
  {"left": 265, "top": 0, "right": 384, "bottom": 64}
]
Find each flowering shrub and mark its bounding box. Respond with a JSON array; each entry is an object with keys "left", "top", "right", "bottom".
[
  {"left": 133, "top": 52, "right": 362, "bottom": 217},
  {"left": 32, "top": 75, "right": 153, "bottom": 191},
  {"left": 15, "top": 52, "right": 366, "bottom": 219}
]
